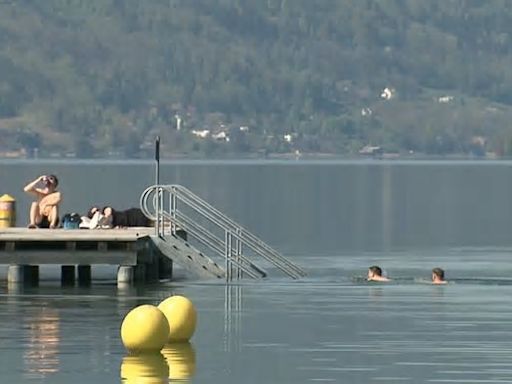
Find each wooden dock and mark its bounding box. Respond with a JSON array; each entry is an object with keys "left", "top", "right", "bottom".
[{"left": 0, "top": 227, "right": 171, "bottom": 285}]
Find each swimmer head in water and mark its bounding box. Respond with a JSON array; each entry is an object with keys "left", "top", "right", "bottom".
[
  {"left": 432, "top": 267, "right": 447, "bottom": 284},
  {"left": 367, "top": 265, "right": 391, "bottom": 282}
]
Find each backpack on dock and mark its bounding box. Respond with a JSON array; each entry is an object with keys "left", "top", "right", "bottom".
[{"left": 62, "top": 213, "right": 81, "bottom": 229}]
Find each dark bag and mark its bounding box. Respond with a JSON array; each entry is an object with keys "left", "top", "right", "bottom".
[{"left": 62, "top": 213, "right": 81, "bottom": 229}]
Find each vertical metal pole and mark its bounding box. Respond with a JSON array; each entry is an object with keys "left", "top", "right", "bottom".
[
  {"left": 236, "top": 229, "right": 242, "bottom": 279},
  {"left": 229, "top": 233, "right": 233, "bottom": 280},
  {"left": 225, "top": 231, "right": 232, "bottom": 282},
  {"left": 230, "top": 234, "right": 234, "bottom": 279},
  {"left": 170, "top": 188, "right": 177, "bottom": 236},
  {"left": 233, "top": 229, "right": 238, "bottom": 280},
  {"left": 224, "top": 231, "right": 228, "bottom": 282},
  {"left": 155, "top": 136, "right": 160, "bottom": 237},
  {"left": 159, "top": 185, "right": 164, "bottom": 236}
]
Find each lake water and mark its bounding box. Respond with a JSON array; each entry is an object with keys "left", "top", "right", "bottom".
[{"left": 1, "top": 159, "right": 512, "bottom": 383}]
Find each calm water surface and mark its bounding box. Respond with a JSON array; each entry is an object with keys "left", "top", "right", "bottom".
[{"left": 1, "top": 160, "right": 512, "bottom": 383}]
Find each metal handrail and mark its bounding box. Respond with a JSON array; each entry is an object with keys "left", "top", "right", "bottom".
[
  {"left": 160, "top": 210, "right": 266, "bottom": 279},
  {"left": 170, "top": 187, "right": 306, "bottom": 277},
  {"left": 141, "top": 186, "right": 264, "bottom": 279},
  {"left": 169, "top": 185, "right": 305, "bottom": 277},
  {"left": 140, "top": 184, "right": 306, "bottom": 279}
]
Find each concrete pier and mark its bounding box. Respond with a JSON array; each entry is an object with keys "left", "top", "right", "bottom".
[
  {"left": 0, "top": 228, "right": 155, "bottom": 285},
  {"left": 61, "top": 265, "right": 75, "bottom": 286},
  {"left": 159, "top": 257, "right": 173, "bottom": 280},
  {"left": 77, "top": 265, "right": 91, "bottom": 286},
  {"left": 7, "top": 265, "right": 25, "bottom": 284},
  {"left": 25, "top": 265, "right": 39, "bottom": 286},
  {"left": 134, "top": 263, "right": 146, "bottom": 283},
  {"left": 117, "top": 266, "right": 134, "bottom": 285}
]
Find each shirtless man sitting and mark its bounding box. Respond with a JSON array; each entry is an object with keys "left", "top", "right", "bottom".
[
  {"left": 367, "top": 265, "right": 391, "bottom": 282},
  {"left": 23, "top": 174, "right": 61, "bottom": 228}
]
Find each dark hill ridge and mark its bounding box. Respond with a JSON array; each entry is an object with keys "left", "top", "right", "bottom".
[{"left": 1, "top": 0, "right": 512, "bottom": 158}]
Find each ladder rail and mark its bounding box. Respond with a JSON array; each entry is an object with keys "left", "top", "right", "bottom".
[
  {"left": 175, "top": 218, "right": 267, "bottom": 278},
  {"left": 143, "top": 184, "right": 304, "bottom": 279},
  {"left": 168, "top": 186, "right": 306, "bottom": 278},
  {"left": 159, "top": 194, "right": 272, "bottom": 277},
  {"left": 140, "top": 184, "right": 306, "bottom": 279},
  {"left": 161, "top": 210, "right": 266, "bottom": 279},
  {"left": 172, "top": 194, "right": 301, "bottom": 278}
]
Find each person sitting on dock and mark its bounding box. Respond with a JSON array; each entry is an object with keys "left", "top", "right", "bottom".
[
  {"left": 367, "top": 265, "right": 391, "bottom": 282},
  {"left": 431, "top": 267, "right": 447, "bottom": 285},
  {"left": 23, "top": 174, "right": 61, "bottom": 229}
]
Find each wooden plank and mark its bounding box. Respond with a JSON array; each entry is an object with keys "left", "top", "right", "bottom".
[
  {"left": 0, "top": 250, "right": 137, "bottom": 265},
  {"left": 0, "top": 227, "right": 154, "bottom": 241}
]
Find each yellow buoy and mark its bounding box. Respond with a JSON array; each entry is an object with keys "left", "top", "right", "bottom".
[
  {"left": 0, "top": 194, "right": 16, "bottom": 228},
  {"left": 120, "top": 305, "right": 169, "bottom": 353},
  {"left": 157, "top": 295, "right": 197, "bottom": 342},
  {"left": 162, "top": 342, "right": 196, "bottom": 381},
  {"left": 120, "top": 353, "right": 169, "bottom": 384}
]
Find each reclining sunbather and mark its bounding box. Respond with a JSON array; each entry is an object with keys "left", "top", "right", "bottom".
[{"left": 80, "top": 205, "right": 151, "bottom": 229}]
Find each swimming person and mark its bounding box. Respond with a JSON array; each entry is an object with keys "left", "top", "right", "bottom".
[
  {"left": 431, "top": 267, "right": 447, "bottom": 284},
  {"left": 367, "top": 265, "right": 391, "bottom": 282},
  {"left": 23, "top": 174, "right": 61, "bottom": 228}
]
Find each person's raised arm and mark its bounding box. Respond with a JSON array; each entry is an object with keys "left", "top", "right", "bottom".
[{"left": 24, "top": 175, "right": 46, "bottom": 196}]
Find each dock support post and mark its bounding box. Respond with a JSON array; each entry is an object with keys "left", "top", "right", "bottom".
[
  {"left": 145, "top": 261, "right": 159, "bottom": 283},
  {"left": 117, "top": 266, "right": 134, "bottom": 285},
  {"left": 61, "top": 265, "right": 76, "bottom": 286},
  {"left": 7, "top": 264, "right": 26, "bottom": 284},
  {"left": 78, "top": 265, "right": 91, "bottom": 286},
  {"left": 25, "top": 265, "right": 39, "bottom": 286},
  {"left": 137, "top": 238, "right": 158, "bottom": 283},
  {"left": 158, "top": 257, "right": 173, "bottom": 280},
  {"left": 134, "top": 264, "right": 146, "bottom": 283}
]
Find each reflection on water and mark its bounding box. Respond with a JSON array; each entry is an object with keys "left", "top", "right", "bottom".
[
  {"left": 120, "top": 343, "right": 196, "bottom": 383},
  {"left": 162, "top": 343, "right": 196, "bottom": 382},
  {"left": 23, "top": 308, "right": 60, "bottom": 378},
  {"left": 5, "top": 249, "right": 512, "bottom": 383},
  {"left": 224, "top": 284, "right": 242, "bottom": 353},
  {"left": 4, "top": 160, "right": 512, "bottom": 382},
  {"left": 8, "top": 282, "right": 24, "bottom": 295},
  {"left": 120, "top": 353, "right": 168, "bottom": 384}
]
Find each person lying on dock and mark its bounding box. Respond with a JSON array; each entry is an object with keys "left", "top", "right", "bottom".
[
  {"left": 102, "top": 206, "right": 152, "bottom": 228},
  {"left": 79, "top": 206, "right": 108, "bottom": 229},
  {"left": 23, "top": 174, "right": 61, "bottom": 229},
  {"left": 79, "top": 206, "right": 151, "bottom": 229},
  {"left": 431, "top": 267, "right": 447, "bottom": 285},
  {"left": 367, "top": 265, "right": 391, "bottom": 282}
]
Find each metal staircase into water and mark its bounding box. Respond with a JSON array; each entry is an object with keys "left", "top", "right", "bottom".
[{"left": 140, "top": 184, "right": 306, "bottom": 281}]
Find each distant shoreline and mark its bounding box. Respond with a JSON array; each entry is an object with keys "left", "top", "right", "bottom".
[{"left": 2, "top": 156, "right": 512, "bottom": 166}]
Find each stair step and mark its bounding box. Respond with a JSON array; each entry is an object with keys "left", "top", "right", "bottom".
[{"left": 150, "top": 235, "right": 225, "bottom": 279}]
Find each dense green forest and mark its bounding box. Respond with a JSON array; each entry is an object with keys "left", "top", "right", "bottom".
[{"left": 1, "top": 0, "right": 512, "bottom": 158}]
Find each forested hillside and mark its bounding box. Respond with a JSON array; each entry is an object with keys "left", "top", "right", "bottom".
[{"left": 1, "top": 0, "right": 512, "bottom": 158}]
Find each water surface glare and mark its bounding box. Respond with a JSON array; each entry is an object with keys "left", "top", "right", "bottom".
[
  {"left": 2, "top": 160, "right": 512, "bottom": 382},
  {"left": 0, "top": 251, "right": 510, "bottom": 383}
]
